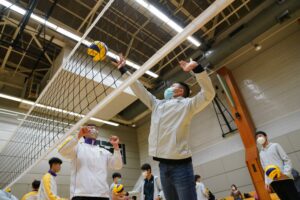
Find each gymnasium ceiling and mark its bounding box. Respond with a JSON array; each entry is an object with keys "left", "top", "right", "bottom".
[{"left": 0, "top": 0, "right": 290, "bottom": 124}]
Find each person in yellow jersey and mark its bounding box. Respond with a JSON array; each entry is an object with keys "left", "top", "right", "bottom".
[
  {"left": 38, "top": 157, "right": 65, "bottom": 200},
  {"left": 21, "top": 180, "right": 40, "bottom": 200}
]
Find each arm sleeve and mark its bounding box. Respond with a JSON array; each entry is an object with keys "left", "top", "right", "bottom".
[
  {"left": 155, "top": 177, "right": 163, "bottom": 196},
  {"left": 107, "top": 149, "right": 123, "bottom": 170},
  {"left": 276, "top": 143, "right": 292, "bottom": 176},
  {"left": 58, "top": 136, "right": 78, "bottom": 159},
  {"left": 42, "top": 174, "right": 62, "bottom": 200},
  {"left": 123, "top": 72, "right": 157, "bottom": 110},
  {"left": 128, "top": 182, "right": 143, "bottom": 197},
  {"left": 260, "top": 155, "right": 272, "bottom": 185},
  {"left": 200, "top": 184, "right": 207, "bottom": 197},
  {"left": 189, "top": 71, "right": 215, "bottom": 115}
]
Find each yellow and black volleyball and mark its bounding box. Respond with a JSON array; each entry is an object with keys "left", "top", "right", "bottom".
[
  {"left": 112, "top": 184, "right": 124, "bottom": 194},
  {"left": 87, "top": 41, "right": 108, "bottom": 62},
  {"left": 265, "top": 165, "right": 281, "bottom": 180}
]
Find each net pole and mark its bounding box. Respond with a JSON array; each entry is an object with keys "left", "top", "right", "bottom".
[
  {"left": 5, "top": 0, "right": 233, "bottom": 189},
  {"left": 1, "top": 0, "right": 115, "bottom": 156}
]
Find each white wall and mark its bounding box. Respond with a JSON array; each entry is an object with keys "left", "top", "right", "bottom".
[
  {"left": 136, "top": 27, "right": 300, "bottom": 198},
  {"left": 0, "top": 113, "right": 141, "bottom": 199}
]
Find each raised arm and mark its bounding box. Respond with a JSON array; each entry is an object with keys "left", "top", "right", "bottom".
[
  {"left": 58, "top": 127, "right": 91, "bottom": 159},
  {"left": 113, "top": 54, "right": 158, "bottom": 110},
  {"left": 58, "top": 136, "right": 78, "bottom": 160},
  {"left": 107, "top": 136, "right": 123, "bottom": 170},
  {"left": 179, "top": 60, "right": 215, "bottom": 115}
]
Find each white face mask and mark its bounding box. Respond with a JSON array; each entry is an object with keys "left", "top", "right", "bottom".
[
  {"left": 256, "top": 136, "right": 266, "bottom": 145},
  {"left": 142, "top": 171, "right": 148, "bottom": 179},
  {"left": 87, "top": 126, "right": 99, "bottom": 138}
]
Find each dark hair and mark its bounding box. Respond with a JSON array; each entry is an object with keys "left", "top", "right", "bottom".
[
  {"left": 86, "top": 123, "right": 96, "bottom": 127},
  {"left": 112, "top": 172, "right": 122, "bottom": 179},
  {"left": 49, "top": 157, "right": 62, "bottom": 167},
  {"left": 32, "top": 180, "right": 40, "bottom": 190},
  {"left": 177, "top": 82, "right": 190, "bottom": 97},
  {"left": 195, "top": 175, "right": 201, "bottom": 182},
  {"left": 141, "top": 163, "right": 151, "bottom": 171},
  {"left": 231, "top": 184, "right": 237, "bottom": 189},
  {"left": 255, "top": 131, "right": 267, "bottom": 137}
]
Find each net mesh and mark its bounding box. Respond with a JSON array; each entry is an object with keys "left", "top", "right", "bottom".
[{"left": 0, "top": 0, "right": 235, "bottom": 188}]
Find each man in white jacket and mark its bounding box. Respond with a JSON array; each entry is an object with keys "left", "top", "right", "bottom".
[
  {"left": 115, "top": 55, "right": 215, "bottom": 200},
  {"left": 129, "top": 163, "right": 163, "bottom": 200},
  {"left": 58, "top": 124, "right": 123, "bottom": 200}
]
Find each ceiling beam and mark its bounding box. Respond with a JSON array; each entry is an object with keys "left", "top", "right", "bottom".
[
  {"left": 48, "top": 0, "right": 153, "bottom": 60},
  {"left": 77, "top": 0, "right": 104, "bottom": 32},
  {"left": 2, "top": 17, "right": 65, "bottom": 47},
  {"left": 31, "top": 34, "right": 53, "bottom": 65},
  {"left": 0, "top": 80, "right": 23, "bottom": 90},
  {"left": 169, "top": 0, "right": 208, "bottom": 32},
  {"left": 0, "top": 57, "right": 44, "bottom": 78}
]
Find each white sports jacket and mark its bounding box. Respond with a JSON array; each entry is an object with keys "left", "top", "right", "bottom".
[
  {"left": 21, "top": 191, "right": 38, "bottom": 200},
  {"left": 126, "top": 71, "right": 215, "bottom": 159},
  {"left": 58, "top": 137, "right": 123, "bottom": 198},
  {"left": 38, "top": 171, "right": 63, "bottom": 200}
]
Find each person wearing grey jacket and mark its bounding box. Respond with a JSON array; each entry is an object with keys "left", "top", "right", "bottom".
[
  {"left": 114, "top": 54, "right": 215, "bottom": 200},
  {"left": 129, "top": 163, "right": 163, "bottom": 200}
]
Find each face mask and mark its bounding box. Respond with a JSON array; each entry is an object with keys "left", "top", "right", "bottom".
[
  {"left": 142, "top": 171, "right": 148, "bottom": 178},
  {"left": 164, "top": 87, "right": 174, "bottom": 100},
  {"left": 117, "top": 178, "right": 122, "bottom": 184},
  {"left": 257, "top": 136, "right": 266, "bottom": 145},
  {"left": 88, "top": 126, "right": 99, "bottom": 138}
]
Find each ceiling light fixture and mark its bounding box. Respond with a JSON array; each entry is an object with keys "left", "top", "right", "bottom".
[
  {"left": 254, "top": 44, "right": 262, "bottom": 51},
  {"left": 0, "top": 0, "right": 158, "bottom": 78},
  {"left": 134, "top": 0, "right": 201, "bottom": 47},
  {"left": 0, "top": 93, "right": 119, "bottom": 126}
]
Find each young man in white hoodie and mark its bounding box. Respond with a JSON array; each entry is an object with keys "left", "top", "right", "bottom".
[
  {"left": 59, "top": 124, "right": 123, "bottom": 200},
  {"left": 115, "top": 55, "right": 215, "bottom": 200}
]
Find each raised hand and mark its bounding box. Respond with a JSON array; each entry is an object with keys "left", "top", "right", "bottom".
[
  {"left": 110, "top": 135, "right": 120, "bottom": 150},
  {"left": 179, "top": 60, "right": 198, "bottom": 72},
  {"left": 78, "top": 127, "right": 90, "bottom": 139},
  {"left": 112, "top": 53, "right": 126, "bottom": 69}
]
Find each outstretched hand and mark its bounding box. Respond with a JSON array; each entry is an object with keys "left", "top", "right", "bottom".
[
  {"left": 112, "top": 54, "right": 126, "bottom": 69},
  {"left": 110, "top": 135, "right": 120, "bottom": 150},
  {"left": 179, "top": 60, "right": 198, "bottom": 72}
]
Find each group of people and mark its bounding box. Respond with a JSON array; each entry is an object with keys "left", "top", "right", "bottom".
[
  {"left": 20, "top": 57, "right": 215, "bottom": 200},
  {"left": 5, "top": 56, "right": 300, "bottom": 200}
]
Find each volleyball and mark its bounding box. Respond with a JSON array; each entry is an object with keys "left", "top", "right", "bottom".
[
  {"left": 87, "top": 41, "right": 108, "bottom": 62},
  {"left": 265, "top": 165, "right": 281, "bottom": 180},
  {"left": 112, "top": 184, "right": 124, "bottom": 194}
]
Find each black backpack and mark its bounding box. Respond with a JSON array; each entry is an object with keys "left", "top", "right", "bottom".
[{"left": 208, "top": 190, "right": 215, "bottom": 200}]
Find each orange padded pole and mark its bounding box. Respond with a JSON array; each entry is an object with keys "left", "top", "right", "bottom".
[{"left": 217, "top": 67, "right": 271, "bottom": 200}]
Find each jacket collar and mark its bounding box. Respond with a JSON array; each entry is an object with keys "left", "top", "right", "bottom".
[
  {"left": 262, "top": 142, "right": 273, "bottom": 151},
  {"left": 84, "top": 138, "right": 98, "bottom": 145},
  {"left": 48, "top": 170, "right": 57, "bottom": 177}
]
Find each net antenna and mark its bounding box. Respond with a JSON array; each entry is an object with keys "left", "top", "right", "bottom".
[{"left": 0, "top": 0, "right": 233, "bottom": 188}]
